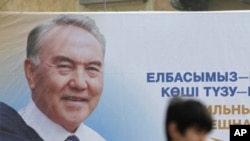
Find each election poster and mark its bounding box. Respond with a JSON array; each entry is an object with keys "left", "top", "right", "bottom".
[{"left": 1, "top": 12, "right": 250, "bottom": 141}]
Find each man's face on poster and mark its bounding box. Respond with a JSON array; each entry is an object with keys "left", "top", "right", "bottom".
[{"left": 25, "top": 25, "right": 104, "bottom": 132}]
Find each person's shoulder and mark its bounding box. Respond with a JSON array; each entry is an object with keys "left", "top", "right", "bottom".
[
  {"left": 0, "top": 102, "right": 43, "bottom": 141},
  {"left": 80, "top": 124, "right": 106, "bottom": 141},
  {"left": 0, "top": 102, "right": 19, "bottom": 123},
  {"left": 0, "top": 102, "right": 14, "bottom": 113}
]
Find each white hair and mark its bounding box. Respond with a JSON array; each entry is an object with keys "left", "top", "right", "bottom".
[{"left": 26, "top": 14, "right": 106, "bottom": 65}]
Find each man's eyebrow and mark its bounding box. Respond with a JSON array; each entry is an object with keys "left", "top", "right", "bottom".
[
  {"left": 88, "top": 61, "right": 103, "bottom": 67},
  {"left": 51, "top": 56, "right": 103, "bottom": 67},
  {"left": 52, "top": 56, "right": 73, "bottom": 64}
]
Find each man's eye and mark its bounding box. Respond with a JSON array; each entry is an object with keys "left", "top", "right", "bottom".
[
  {"left": 56, "top": 64, "right": 72, "bottom": 75},
  {"left": 87, "top": 66, "right": 100, "bottom": 72},
  {"left": 58, "top": 65, "right": 71, "bottom": 68},
  {"left": 57, "top": 64, "right": 73, "bottom": 73}
]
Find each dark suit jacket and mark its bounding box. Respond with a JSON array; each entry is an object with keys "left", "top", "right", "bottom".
[{"left": 0, "top": 102, "right": 43, "bottom": 141}]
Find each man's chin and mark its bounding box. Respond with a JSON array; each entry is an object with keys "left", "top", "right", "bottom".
[{"left": 60, "top": 119, "right": 84, "bottom": 133}]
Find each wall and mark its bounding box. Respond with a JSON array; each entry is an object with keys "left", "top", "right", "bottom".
[
  {"left": 0, "top": 0, "right": 154, "bottom": 12},
  {"left": 154, "top": 0, "right": 250, "bottom": 11},
  {"left": 0, "top": 0, "right": 250, "bottom": 12}
]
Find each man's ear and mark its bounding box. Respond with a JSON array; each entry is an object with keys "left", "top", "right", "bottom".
[
  {"left": 24, "top": 58, "right": 36, "bottom": 89},
  {"left": 168, "top": 122, "right": 179, "bottom": 140}
]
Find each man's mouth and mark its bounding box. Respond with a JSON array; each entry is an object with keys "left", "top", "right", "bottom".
[{"left": 62, "top": 96, "right": 86, "bottom": 102}]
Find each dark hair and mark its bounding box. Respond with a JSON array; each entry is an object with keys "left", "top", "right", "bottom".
[{"left": 165, "top": 97, "right": 212, "bottom": 141}]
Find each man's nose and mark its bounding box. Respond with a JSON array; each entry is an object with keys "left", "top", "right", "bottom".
[{"left": 69, "top": 69, "right": 88, "bottom": 90}]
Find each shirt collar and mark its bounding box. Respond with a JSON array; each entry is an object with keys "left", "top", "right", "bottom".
[{"left": 19, "top": 100, "right": 80, "bottom": 141}]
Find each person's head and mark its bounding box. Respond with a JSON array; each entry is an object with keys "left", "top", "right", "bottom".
[
  {"left": 165, "top": 97, "right": 213, "bottom": 141},
  {"left": 24, "top": 14, "right": 105, "bottom": 132}
]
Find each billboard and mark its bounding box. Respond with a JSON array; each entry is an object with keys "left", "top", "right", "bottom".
[{"left": 1, "top": 12, "right": 250, "bottom": 141}]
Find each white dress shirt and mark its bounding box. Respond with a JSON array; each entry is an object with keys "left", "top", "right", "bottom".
[{"left": 19, "top": 100, "right": 105, "bottom": 141}]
